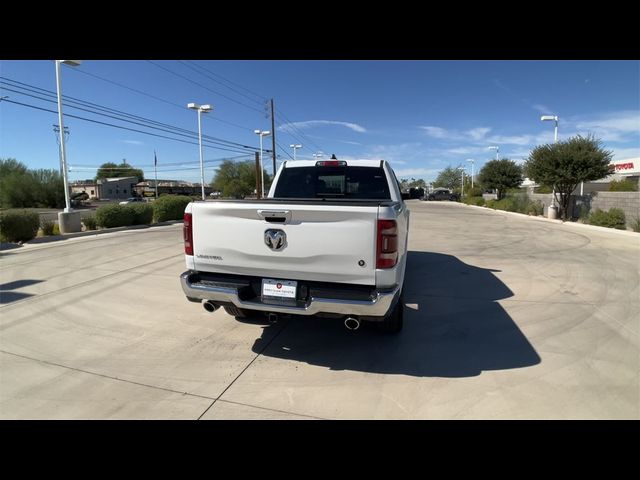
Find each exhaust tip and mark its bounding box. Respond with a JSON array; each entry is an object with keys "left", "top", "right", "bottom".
[
  {"left": 268, "top": 312, "right": 278, "bottom": 323},
  {"left": 344, "top": 317, "right": 360, "bottom": 331},
  {"left": 203, "top": 301, "right": 218, "bottom": 313}
]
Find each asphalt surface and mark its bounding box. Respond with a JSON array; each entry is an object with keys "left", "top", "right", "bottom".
[{"left": 1, "top": 201, "right": 638, "bottom": 419}]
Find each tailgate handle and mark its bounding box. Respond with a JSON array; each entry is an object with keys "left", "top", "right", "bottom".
[{"left": 257, "top": 210, "right": 291, "bottom": 223}]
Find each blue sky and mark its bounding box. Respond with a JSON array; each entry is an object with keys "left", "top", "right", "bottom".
[{"left": 1, "top": 60, "right": 638, "bottom": 184}]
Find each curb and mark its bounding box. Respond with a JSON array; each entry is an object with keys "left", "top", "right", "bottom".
[
  {"left": 1, "top": 220, "right": 183, "bottom": 251},
  {"left": 459, "top": 202, "right": 640, "bottom": 237}
]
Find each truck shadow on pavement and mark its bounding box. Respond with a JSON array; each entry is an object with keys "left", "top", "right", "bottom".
[
  {"left": 0, "top": 279, "right": 43, "bottom": 305},
  {"left": 251, "top": 251, "right": 541, "bottom": 377}
]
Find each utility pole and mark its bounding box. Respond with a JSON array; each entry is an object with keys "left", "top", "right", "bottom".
[
  {"left": 255, "top": 151, "right": 262, "bottom": 198},
  {"left": 270, "top": 98, "right": 276, "bottom": 176},
  {"left": 154, "top": 150, "right": 158, "bottom": 199},
  {"left": 53, "top": 124, "right": 69, "bottom": 177}
]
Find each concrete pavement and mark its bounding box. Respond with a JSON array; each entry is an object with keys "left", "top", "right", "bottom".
[{"left": 1, "top": 201, "right": 638, "bottom": 419}]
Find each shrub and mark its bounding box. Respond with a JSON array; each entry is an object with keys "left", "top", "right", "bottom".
[
  {"left": 95, "top": 204, "right": 134, "bottom": 228},
  {"left": 82, "top": 215, "right": 97, "bottom": 231},
  {"left": 465, "top": 185, "right": 484, "bottom": 198},
  {"left": 41, "top": 219, "right": 56, "bottom": 236},
  {"left": 535, "top": 185, "right": 553, "bottom": 194},
  {"left": 588, "top": 208, "right": 626, "bottom": 230},
  {"left": 0, "top": 209, "right": 40, "bottom": 242},
  {"left": 463, "top": 196, "right": 485, "bottom": 206},
  {"left": 527, "top": 200, "right": 543, "bottom": 216},
  {"left": 153, "top": 195, "right": 192, "bottom": 222},
  {"left": 608, "top": 179, "right": 638, "bottom": 192},
  {"left": 631, "top": 217, "right": 640, "bottom": 233},
  {"left": 125, "top": 203, "right": 153, "bottom": 225}
]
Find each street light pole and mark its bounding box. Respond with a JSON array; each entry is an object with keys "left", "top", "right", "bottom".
[
  {"left": 188, "top": 103, "right": 213, "bottom": 200},
  {"left": 290, "top": 144, "right": 302, "bottom": 161},
  {"left": 541, "top": 115, "right": 561, "bottom": 203},
  {"left": 55, "top": 60, "right": 81, "bottom": 212},
  {"left": 458, "top": 167, "right": 465, "bottom": 198},
  {"left": 466, "top": 159, "right": 474, "bottom": 189},
  {"left": 488, "top": 145, "right": 499, "bottom": 160},
  {"left": 254, "top": 130, "right": 271, "bottom": 198}
]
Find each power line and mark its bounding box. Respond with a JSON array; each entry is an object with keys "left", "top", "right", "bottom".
[
  {"left": 275, "top": 141, "right": 294, "bottom": 161},
  {"left": 179, "top": 61, "right": 266, "bottom": 107},
  {"left": 275, "top": 108, "right": 326, "bottom": 153},
  {"left": 185, "top": 61, "right": 268, "bottom": 105},
  {"left": 66, "top": 66, "right": 252, "bottom": 131},
  {"left": 1, "top": 77, "right": 256, "bottom": 151},
  {"left": 1, "top": 98, "right": 253, "bottom": 156},
  {"left": 146, "top": 60, "right": 265, "bottom": 114}
]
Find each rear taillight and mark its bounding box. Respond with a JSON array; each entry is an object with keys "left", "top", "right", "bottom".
[
  {"left": 376, "top": 219, "right": 398, "bottom": 268},
  {"left": 183, "top": 213, "right": 193, "bottom": 255}
]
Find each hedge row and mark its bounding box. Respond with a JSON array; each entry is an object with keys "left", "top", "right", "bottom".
[
  {"left": 485, "top": 196, "right": 543, "bottom": 216},
  {"left": 0, "top": 210, "right": 40, "bottom": 242},
  {"left": 587, "top": 208, "right": 626, "bottom": 230},
  {"left": 152, "top": 195, "right": 192, "bottom": 222},
  {"left": 93, "top": 197, "right": 192, "bottom": 228}
]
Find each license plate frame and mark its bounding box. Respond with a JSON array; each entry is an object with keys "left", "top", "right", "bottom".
[{"left": 261, "top": 278, "right": 297, "bottom": 301}]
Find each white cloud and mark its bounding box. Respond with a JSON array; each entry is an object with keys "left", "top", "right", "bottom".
[
  {"left": 445, "top": 146, "right": 488, "bottom": 155},
  {"left": 122, "top": 139, "right": 144, "bottom": 146},
  {"left": 278, "top": 120, "right": 366, "bottom": 133},
  {"left": 611, "top": 147, "right": 640, "bottom": 160},
  {"left": 486, "top": 134, "right": 534, "bottom": 146},
  {"left": 466, "top": 127, "right": 491, "bottom": 140},
  {"left": 558, "top": 110, "right": 640, "bottom": 143},
  {"left": 420, "top": 126, "right": 450, "bottom": 138},
  {"left": 532, "top": 104, "right": 553, "bottom": 114},
  {"left": 393, "top": 168, "right": 441, "bottom": 178}
]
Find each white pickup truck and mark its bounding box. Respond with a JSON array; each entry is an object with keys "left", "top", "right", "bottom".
[{"left": 180, "top": 159, "right": 409, "bottom": 332}]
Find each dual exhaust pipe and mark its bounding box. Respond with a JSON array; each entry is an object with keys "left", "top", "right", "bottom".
[{"left": 204, "top": 301, "right": 360, "bottom": 331}]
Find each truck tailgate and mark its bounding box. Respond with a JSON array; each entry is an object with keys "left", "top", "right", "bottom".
[{"left": 190, "top": 201, "right": 379, "bottom": 285}]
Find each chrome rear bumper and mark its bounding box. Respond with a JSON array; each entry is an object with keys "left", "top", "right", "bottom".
[{"left": 180, "top": 271, "right": 400, "bottom": 317}]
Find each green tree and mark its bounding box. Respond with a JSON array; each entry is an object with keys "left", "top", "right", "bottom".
[
  {"left": 478, "top": 159, "right": 523, "bottom": 200},
  {"left": 0, "top": 158, "right": 36, "bottom": 208},
  {"left": 433, "top": 166, "right": 463, "bottom": 191},
  {"left": 0, "top": 159, "right": 65, "bottom": 208},
  {"left": 524, "top": 135, "right": 613, "bottom": 220},
  {"left": 211, "top": 160, "right": 268, "bottom": 198},
  {"left": 95, "top": 160, "right": 143, "bottom": 181}
]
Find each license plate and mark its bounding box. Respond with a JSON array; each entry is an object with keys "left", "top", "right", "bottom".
[{"left": 262, "top": 279, "right": 297, "bottom": 299}]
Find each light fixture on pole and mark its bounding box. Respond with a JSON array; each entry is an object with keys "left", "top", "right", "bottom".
[
  {"left": 188, "top": 102, "right": 213, "bottom": 200},
  {"left": 254, "top": 129, "right": 271, "bottom": 198},
  {"left": 466, "top": 159, "right": 475, "bottom": 189},
  {"left": 55, "top": 60, "right": 81, "bottom": 213},
  {"left": 457, "top": 167, "right": 465, "bottom": 198},
  {"left": 488, "top": 145, "right": 499, "bottom": 160},
  {"left": 290, "top": 144, "right": 302, "bottom": 161}
]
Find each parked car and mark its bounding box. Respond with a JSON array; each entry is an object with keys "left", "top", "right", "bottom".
[
  {"left": 119, "top": 197, "right": 145, "bottom": 205},
  {"left": 426, "top": 188, "right": 459, "bottom": 202}
]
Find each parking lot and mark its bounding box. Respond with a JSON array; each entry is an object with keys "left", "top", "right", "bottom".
[{"left": 1, "top": 200, "right": 638, "bottom": 419}]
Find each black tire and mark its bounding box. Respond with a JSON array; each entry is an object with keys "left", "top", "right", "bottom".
[
  {"left": 376, "top": 293, "right": 404, "bottom": 333},
  {"left": 223, "top": 305, "right": 251, "bottom": 318}
]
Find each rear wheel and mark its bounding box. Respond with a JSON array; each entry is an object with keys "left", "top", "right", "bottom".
[
  {"left": 375, "top": 292, "right": 404, "bottom": 333},
  {"left": 223, "top": 305, "right": 251, "bottom": 318}
]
